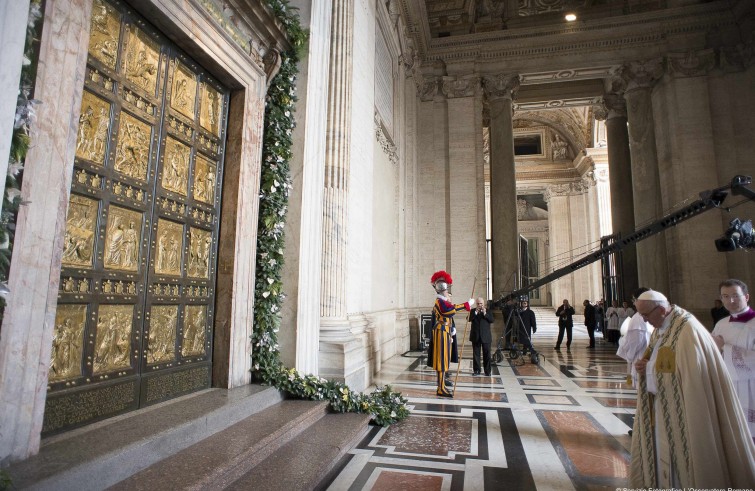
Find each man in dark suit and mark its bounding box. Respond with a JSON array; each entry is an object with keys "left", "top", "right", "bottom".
[
  {"left": 469, "top": 297, "right": 494, "bottom": 376},
  {"left": 583, "top": 299, "right": 597, "bottom": 348},
  {"left": 555, "top": 299, "right": 575, "bottom": 351}
]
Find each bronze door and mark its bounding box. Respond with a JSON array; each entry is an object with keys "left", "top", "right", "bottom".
[{"left": 45, "top": 0, "right": 228, "bottom": 435}]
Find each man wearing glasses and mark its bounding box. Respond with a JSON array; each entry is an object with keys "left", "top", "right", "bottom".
[
  {"left": 712, "top": 279, "right": 755, "bottom": 440},
  {"left": 630, "top": 290, "right": 755, "bottom": 488}
]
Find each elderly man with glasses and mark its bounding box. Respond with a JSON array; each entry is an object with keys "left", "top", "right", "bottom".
[
  {"left": 712, "top": 279, "right": 755, "bottom": 440},
  {"left": 630, "top": 290, "right": 755, "bottom": 488}
]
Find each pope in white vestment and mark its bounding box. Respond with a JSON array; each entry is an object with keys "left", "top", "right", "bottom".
[
  {"left": 631, "top": 290, "right": 755, "bottom": 488},
  {"left": 616, "top": 312, "right": 653, "bottom": 387}
]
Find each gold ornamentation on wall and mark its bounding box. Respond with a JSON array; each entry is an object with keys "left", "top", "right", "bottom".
[
  {"left": 148, "top": 305, "right": 178, "bottom": 364},
  {"left": 115, "top": 112, "right": 151, "bottom": 181},
  {"left": 62, "top": 195, "right": 98, "bottom": 268},
  {"left": 124, "top": 25, "right": 159, "bottom": 94},
  {"left": 93, "top": 304, "right": 133, "bottom": 373},
  {"left": 104, "top": 205, "right": 142, "bottom": 271},
  {"left": 200, "top": 83, "right": 221, "bottom": 135},
  {"left": 182, "top": 305, "right": 207, "bottom": 357},
  {"left": 193, "top": 155, "right": 216, "bottom": 204},
  {"left": 170, "top": 62, "right": 197, "bottom": 119},
  {"left": 155, "top": 219, "right": 183, "bottom": 276},
  {"left": 188, "top": 228, "right": 211, "bottom": 279},
  {"left": 88, "top": 0, "right": 120, "bottom": 70},
  {"left": 50, "top": 305, "right": 87, "bottom": 381},
  {"left": 162, "top": 137, "right": 190, "bottom": 196},
  {"left": 76, "top": 91, "right": 111, "bottom": 165}
]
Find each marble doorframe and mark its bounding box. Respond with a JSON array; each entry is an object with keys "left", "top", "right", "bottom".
[{"left": 0, "top": 0, "right": 283, "bottom": 462}]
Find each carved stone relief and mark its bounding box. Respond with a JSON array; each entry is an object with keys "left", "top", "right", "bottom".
[
  {"left": 155, "top": 219, "right": 184, "bottom": 276},
  {"left": 148, "top": 305, "right": 178, "bottom": 364},
  {"left": 188, "top": 227, "right": 212, "bottom": 279},
  {"left": 88, "top": 0, "right": 120, "bottom": 70},
  {"left": 125, "top": 25, "right": 160, "bottom": 94},
  {"left": 62, "top": 195, "right": 98, "bottom": 268},
  {"left": 93, "top": 304, "right": 133, "bottom": 373},
  {"left": 162, "top": 137, "right": 191, "bottom": 196},
  {"left": 171, "top": 61, "right": 197, "bottom": 119},
  {"left": 182, "top": 305, "right": 207, "bottom": 357},
  {"left": 50, "top": 305, "right": 87, "bottom": 381},
  {"left": 104, "top": 205, "right": 142, "bottom": 271},
  {"left": 667, "top": 49, "right": 716, "bottom": 78},
  {"left": 115, "top": 112, "right": 151, "bottom": 180},
  {"left": 76, "top": 91, "right": 112, "bottom": 165}
]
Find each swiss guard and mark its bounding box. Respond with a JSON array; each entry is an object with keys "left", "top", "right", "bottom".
[{"left": 430, "top": 270, "right": 474, "bottom": 397}]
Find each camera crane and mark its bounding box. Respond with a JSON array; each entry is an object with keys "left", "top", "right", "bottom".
[{"left": 497, "top": 174, "right": 755, "bottom": 306}]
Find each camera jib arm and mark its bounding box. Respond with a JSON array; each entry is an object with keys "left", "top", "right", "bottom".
[{"left": 496, "top": 174, "right": 754, "bottom": 306}]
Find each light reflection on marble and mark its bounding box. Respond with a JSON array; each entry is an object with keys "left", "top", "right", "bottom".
[
  {"left": 594, "top": 397, "right": 636, "bottom": 408},
  {"left": 518, "top": 378, "right": 559, "bottom": 386},
  {"left": 377, "top": 415, "right": 473, "bottom": 457},
  {"left": 572, "top": 380, "right": 625, "bottom": 389}
]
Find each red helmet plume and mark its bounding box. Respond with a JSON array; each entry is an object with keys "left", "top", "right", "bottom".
[{"left": 430, "top": 270, "right": 453, "bottom": 293}]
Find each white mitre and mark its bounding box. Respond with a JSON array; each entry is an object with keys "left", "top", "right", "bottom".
[{"left": 637, "top": 290, "right": 668, "bottom": 302}]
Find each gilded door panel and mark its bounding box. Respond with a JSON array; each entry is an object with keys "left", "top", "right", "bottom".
[
  {"left": 147, "top": 305, "right": 178, "bottom": 364},
  {"left": 93, "top": 304, "right": 134, "bottom": 374},
  {"left": 50, "top": 305, "right": 87, "bottom": 382},
  {"left": 88, "top": 0, "right": 121, "bottom": 70},
  {"left": 124, "top": 24, "right": 160, "bottom": 95},
  {"left": 114, "top": 112, "right": 152, "bottom": 181},
  {"left": 48, "top": 0, "right": 228, "bottom": 435},
  {"left": 170, "top": 61, "right": 197, "bottom": 120},
  {"left": 76, "top": 91, "right": 112, "bottom": 165},
  {"left": 62, "top": 195, "right": 98, "bottom": 268}
]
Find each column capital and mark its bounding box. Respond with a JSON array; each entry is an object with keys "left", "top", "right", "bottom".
[
  {"left": 666, "top": 49, "right": 716, "bottom": 78},
  {"left": 720, "top": 42, "right": 755, "bottom": 73},
  {"left": 592, "top": 100, "right": 608, "bottom": 122},
  {"left": 620, "top": 58, "right": 665, "bottom": 92},
  {"left": 419, "top": 75, "right": 443, "bottom": 102},
  {"left": 482, "top": 73, "right": 520, "bottom": 101},
  {"left": 544, "top": 180, "right": 589, "bottom": 202},
  {"left": 603, "top": 93, "right": 627, "bottom": 120},
  {"left": 441, "top": 74, "right": 482, "bottom": 99}
]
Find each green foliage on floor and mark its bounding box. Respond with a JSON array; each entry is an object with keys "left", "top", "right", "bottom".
[{"left": 252, "top": 1, "right": 409, "bottom": 427}]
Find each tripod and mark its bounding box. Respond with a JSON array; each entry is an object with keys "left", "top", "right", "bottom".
[{"left": 492, "top": 304, "right": 540, "bottom": 366}]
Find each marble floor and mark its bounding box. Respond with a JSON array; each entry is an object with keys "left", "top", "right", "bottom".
[{"left": 322, "top": 308, "right": 634, "bottom": 491}]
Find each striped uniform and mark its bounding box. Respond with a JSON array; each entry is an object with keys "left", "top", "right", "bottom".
[{"left": 432, "top": 297, "right": 469, "bottom": 395}]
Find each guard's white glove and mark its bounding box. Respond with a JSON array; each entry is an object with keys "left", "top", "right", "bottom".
[
  {"left": 451, "top": 328, "right": 456, "bottom": 337},
  {"left": 468, "top": 298, "right": 476, "bottom": 308}
]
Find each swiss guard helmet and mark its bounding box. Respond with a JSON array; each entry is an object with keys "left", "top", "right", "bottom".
[{"left": 430, "top": 270, "right": 453, "bottom": 294}]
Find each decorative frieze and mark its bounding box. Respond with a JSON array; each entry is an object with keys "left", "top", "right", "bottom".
[
  {"left": 374, "top": 112, "right": 398, "bottom": 165},
  {"left": 544, "top": 180, "right": 589, "bottom": 201},
  {"left": 667, "top": 49, "right": 716, "bottom": 78}
]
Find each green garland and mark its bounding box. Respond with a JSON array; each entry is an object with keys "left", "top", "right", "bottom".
[{"left": 252, "top": 1, "right": 409, "bottom": 426}]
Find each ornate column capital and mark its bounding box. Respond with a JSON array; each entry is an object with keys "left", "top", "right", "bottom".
[
  {"left": 482, "top": 73, "right": 520, "bottom": 101},
  {"left": 620, "top": 58, "right": 665, "bottom": 92},
  {"left": 592, "top": 100, "right": 608, "bottom": 122},
  {"left": 543, "top": 180, "right": 589, "bottom": 202},
  {"left": 419, "top": 75, "right": 443, "bottom": 102},
  {"left": 719, "top": 42, "right": 755, "bottom": 73},
  {"left": 441, "top": 75, "right": 482, "bottom": 98},
  {"left": 667, "top": 49, "right": 716, "bottom": 78},
  {"left": 603, "top": 92, "right": 627, "bottom": 120}
]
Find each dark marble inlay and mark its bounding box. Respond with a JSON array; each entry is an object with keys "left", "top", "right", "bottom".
[
  {"left": 593, "top": 396, "right": 636, "bottom": 408},
  {"left": 372, "top": 469, "right": 444, "bottom": 491},
  {"left": 378, "top": 415, "right": 473, "bottom": 456}
]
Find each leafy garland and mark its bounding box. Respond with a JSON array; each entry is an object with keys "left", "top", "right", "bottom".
[
  {"left": 0, "top": 0, "right": 43, "bottom": 325},
  {"left": 252, "top": 1, "right": 409, "bottom": 426}
]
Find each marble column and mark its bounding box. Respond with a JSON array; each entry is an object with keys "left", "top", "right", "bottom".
[
  {"left": 280, "top": 0, "right": 332, "bottom": 375},
  {"left": 601, "top": 91, "right": 638, "bottom": 301},
  {"left": 0, "top": 0, "right": 30, "bottom": 196},
  {"left": 442, "top": 75, "right": 485, "bottom": 299},
  {"left": 0, "top": 0, "right": 93, "bottom": 463},
  {"left": 621, "top": 59, "right": 668, "bottom": 293},
  {"left": 483, "top": 73, "right": 520, "bottom": 298}
]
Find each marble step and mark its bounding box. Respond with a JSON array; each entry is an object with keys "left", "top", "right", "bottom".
[
  {"left": 6, "top": 385, "right": 284, "bottom": 491},
  {"left": 107, "top": 399, "right": 335, "bottom": 491},
  {"left": 226, "top": 411, "right": 371, "bottom": 491}
]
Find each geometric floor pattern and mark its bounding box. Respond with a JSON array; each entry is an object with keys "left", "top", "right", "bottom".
[{"left": 323, "top": 308, "right": 634, "bottom": 491}]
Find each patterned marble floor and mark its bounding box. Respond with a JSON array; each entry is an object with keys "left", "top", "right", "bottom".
[{"left": 323, "top": 309, "right": 634, "bottom": 491}]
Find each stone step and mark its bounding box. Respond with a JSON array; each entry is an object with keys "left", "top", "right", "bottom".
[
  {"left": 6, "top": 385, "right": 284, "bottom": 491},
  {"left": 226, "top": 411, "right": 371, "bottom": 491},
  {"left": 107, "top": 399, "right": 333, "bottom": 491}
]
